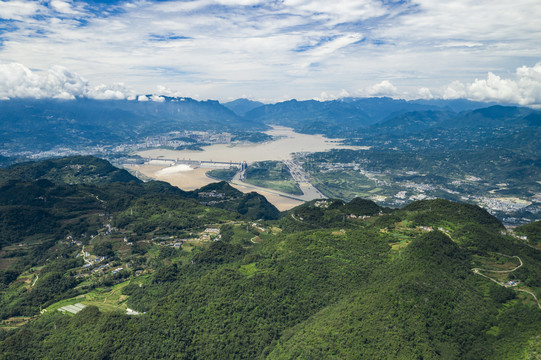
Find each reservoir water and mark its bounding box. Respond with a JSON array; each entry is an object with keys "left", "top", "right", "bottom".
[
  {"left": 137, "top": 126, "right": 362, "bottom": 163},
  {"left": 128, "top": 126, "right": 364, "bottom": 210}
]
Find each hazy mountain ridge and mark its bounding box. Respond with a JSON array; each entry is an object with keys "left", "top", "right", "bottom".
[
  {"left": 0, "top": 96, "right": 537, "bottom": 156},
  {"left": 223, "top": 98, "right": 265, "bottom": 116},
  {"left": 242, "top": 97, "right": 504, "bottom": 136},
  {"left": 0, "top": 97, "right": 265, "bottom": 153}
]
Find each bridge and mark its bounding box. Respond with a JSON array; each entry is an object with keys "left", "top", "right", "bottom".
[
  {"left": 138, "top": 157, "right": 326, "bottom": 202},
  {"left": 145, "top": 157, "right": 244, "bottom": 168}
]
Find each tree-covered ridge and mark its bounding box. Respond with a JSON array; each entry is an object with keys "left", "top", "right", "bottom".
[
  {"left": 187, "top": 181, "right": 280, "bottom": 220},
  {"left": 279, "top": 198, "right": 387, "bottom": 232},
  {"left": 0, "top": 156, "right": 139, "bottom": 186},
  {"left": 0, "top": 157, "right": 540, "bottom": 359},
  {"left": 268, "top": 231, "right": 540, "bottom": 359},
  {"left": 515, "top": 220, "right": 541, "bottom": 245},
  {"left": 401, "top": 198, "right": 504, "bottom": 230}
]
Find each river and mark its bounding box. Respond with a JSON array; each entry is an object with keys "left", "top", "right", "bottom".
[
  {"left": 127, "top": 126, "right": 363, "bottom": 210},
  {"left": 136, "top": 126, "right": 363, "bottom": 163}
]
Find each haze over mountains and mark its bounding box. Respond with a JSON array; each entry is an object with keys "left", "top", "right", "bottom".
[
  {"left": 0, "top": 96, "right": 534, "bottom": 156},
  {"left": 1, "top": 95, "right": 539, "bottom": 223}
]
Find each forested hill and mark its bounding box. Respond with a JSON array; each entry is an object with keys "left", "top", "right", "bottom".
[
  {"left": 0, "top": 155, "right": 140, "bottom": 186},
  {"left": 243, "top": 97, "right": 501, "bottom": 135},
  {"left": 0, "top": 157, "right": 539, "bottom": 359},
  {"left": 0, "top": 97, "right": 266, "bottom": 152},
  {"left": 243, "top": 99, "right": 540, "bottom": 146}
]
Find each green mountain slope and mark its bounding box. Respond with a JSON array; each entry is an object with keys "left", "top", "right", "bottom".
[
  {"left": 187, "top": 181, "right": 280, "bottom": 220},
  {"left": 0, "top": 156, "right": 139, "bottom": 186},
  {"left": 0, "top": 158, "right": 540, "bottom": 359},
  {"left": 268, "top": 231, "right": 540, "bottom": 359}
]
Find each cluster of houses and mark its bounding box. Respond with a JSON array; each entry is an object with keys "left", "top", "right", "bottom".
[
  {"left": 113, "top": 130, "right": 232, "bottom": 152},
  {"left": 152, "top": 227, "right": 223, "bottom": 249}
]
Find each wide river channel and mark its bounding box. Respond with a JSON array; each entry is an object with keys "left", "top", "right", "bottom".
[
  {"left": 137, "top": 126, "right": 362, "bottom": 163},
  {"left": 129, "top": 126, "right": 364, "bottom": 210}
]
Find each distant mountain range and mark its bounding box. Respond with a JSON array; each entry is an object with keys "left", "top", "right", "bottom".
[
  {"left": 374, "top": 105, "right": 541, "bottom": 132},
  {"left": 0, "top": 97, "right": 264, "bottom": 153},
  {"left": 0, "top": 96, "right": 539, "bottom": 156},
  {"left": 243, "top": 97, "right": 497, "bottom": 132},
  {"left": 223, "top": 98, "right": 264, "bottom": 116},
  {"left": 244, "top": 98, "right": 540, "bottom": 139}
]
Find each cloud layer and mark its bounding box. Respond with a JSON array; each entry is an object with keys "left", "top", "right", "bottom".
[
  {"left": 0, "top": 0, "right": 540, "bottom": 103},
  {"left": 441, "top": 63, "right": 541, "bottom": 106},
  {"left": 0, "top": 63, "right": 136, "bottom": 100},
  {"left": 3, "top": 61, "right": 541, "bottom": 106}
]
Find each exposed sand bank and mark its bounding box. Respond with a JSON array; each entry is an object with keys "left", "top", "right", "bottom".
[
  {"left": 126, "top": 164, "right": 216, "bottom": 191},
  {"left": 125, "top": 164, "right": 304, "bottom": 211}
]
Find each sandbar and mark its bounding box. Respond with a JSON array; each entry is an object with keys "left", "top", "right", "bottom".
[{"left": 125, "top": 164, "right": 304, "bottom": 211}]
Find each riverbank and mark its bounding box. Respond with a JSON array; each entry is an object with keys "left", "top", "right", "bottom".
[
  {"left": 127, "top": 126, "right": 361, "bottom": 210},
  {"left": 124, "top": 164, "right": 305, "bottom": 211}
]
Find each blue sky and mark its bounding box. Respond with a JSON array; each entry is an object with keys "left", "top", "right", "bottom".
[{"left": 0, "top": 0, "right": 541, "bottom": 105}]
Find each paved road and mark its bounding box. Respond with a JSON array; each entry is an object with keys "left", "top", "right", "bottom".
[
  {"left": 472, "top": 254, "right": 541, "bottom": 309},
  {"left": 231, "top": 170, "right": 326, "bottom": 202},
  {"left": 471, "top": 255, "right": 523, "bottom": 275}
]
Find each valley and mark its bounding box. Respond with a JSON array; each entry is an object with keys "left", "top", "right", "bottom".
[
  {"left": 116, "top": 121, "right": 539, "bottom": 225},
  {"left": 3, "top": 0, "right": 541, "bottom": 357},
  {"left": 1, "top": 97, "right": 540, "bottom": 359}
]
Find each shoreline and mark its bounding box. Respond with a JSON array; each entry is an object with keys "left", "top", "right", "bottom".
[{"left": 124, "top": 164, "right": 304, "bottom": 211}]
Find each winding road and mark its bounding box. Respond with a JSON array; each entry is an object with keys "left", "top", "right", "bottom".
[{"left": 472, "top": 254, "right": 540, "bottom": 309}]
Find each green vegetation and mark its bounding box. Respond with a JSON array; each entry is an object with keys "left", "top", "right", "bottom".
[
  {"left": 190, "top": 181, "right": 280, "bottom": 220},
  {"left": 244, "top": 160, "right": 302, "bottom": 195},
  {"left": 0, "top": 155, "right": 139, "bottom": 187},
  {"left": 0, "top": 157, "right": 540, "bottom": 359},
  {"left": 231, "top": 131, "right": 273, "bottom": 143},
  {"left": 206, "top": 167, "right": 238, "bottom": 181},
  {"left": 515, "top": 220, "right": 541, "bottom": 245}
]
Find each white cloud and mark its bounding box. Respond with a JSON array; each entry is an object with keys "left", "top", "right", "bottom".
[
  {"left": 50, "top": 0, "right": 81, "bottom": 15},
  {"left": 150, "top": 95, "right": 165, "bottom": 102},
  {"left": 417, "top": 87, "right": 433, "bottom": 99},
  {"left": 283, "top": 0, "right": 387, "bottom": 24},
  {"left": 213, "top": 0, "right": 265, "bottom": 6},
  {"left": 0, "top": 63, "right": 83, "bottom": 99},
  {"left": 0, "top": 62, "right": 135, "bottom": 100},
  {"left": 87, "top": 83, "right": 135, "bottom": 100},
  {"left": 441, "top": 62, "right": 541, "bottom": 106},
  {"left": 137, "top": 95, "right": 149, "bottom": 102},
  {"left": 316, "top": 89, "right": 350, "bottom": 101},
  {"left": 307, "top": 34, "right": 364, "bottom": 58},
  {"left": 0, "top": 0, "right": 42, "bottom": 20},
  {"left": 364, "top": 80, "right": 398, "bottom": 97},
  {"left": 467, "top": 73, "right": 521, "bottom": 103},
  {"left": 0, "top": 0, "right": 540, "bottom": 100},
  {"left": 516, "top": 63, "right": 541, "bottom": 105},
  {"left": 442, "top": 81, "right": 467, "bottom": 100}
]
